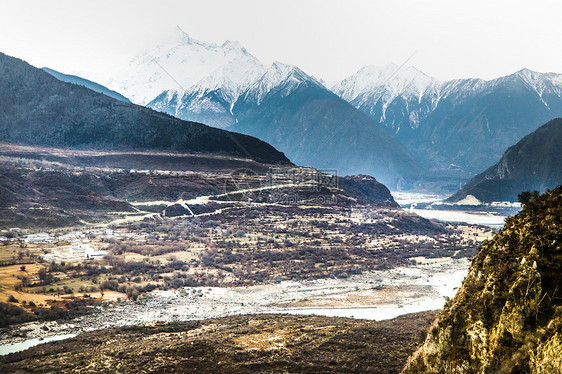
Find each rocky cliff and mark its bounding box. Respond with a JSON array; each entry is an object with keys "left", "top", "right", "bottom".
[{"left": 404, "top": 187, "right": 562, "bottom": 373}]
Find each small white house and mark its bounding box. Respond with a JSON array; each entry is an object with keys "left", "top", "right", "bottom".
[
  {"left": 70, "top": 244, "right": 94, "bottom": 255},
  {"left": 59, "top": 231, "right": 86, "bottom": 241},
  {"left": 86, "top": 250, "right": 108, "bottom": 260}
]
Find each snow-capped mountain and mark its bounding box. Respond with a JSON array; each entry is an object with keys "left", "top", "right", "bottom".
[
  {"left": 332, "top": 65, "right": 562, "bottom": 175},
  {"left": 147, "top": 59, "right": 321, "bottom": 129},
  {"left": 73, "top": 26, "right": 562, "bottom": 188},
  {"left": 124, "top": 29, "right": 422, "bottom": 186},
  {"left": 98, "top": 26, "right": 266, "bottom": 106},
  {"left": 332, "top": 64, "right": 440, "bottom": 112},
  {"left": 229, "top": 63, "right": 422, "bottom": 187},
  {"left": 241, "top": 61, "right": 323, "bottom": 105},
  {"left": 331, "top": 64, "right": 443, "bottom": 133},
  {"left": 502, "top": 68, "right": 562, "bottom": 97},
  {"left": 110, "top": 27, "right": 327, "bottom": 130}
]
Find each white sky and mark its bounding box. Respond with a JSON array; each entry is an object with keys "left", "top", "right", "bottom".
[{"left": 1, "top": 0, "right": 561, "bottom": 82}]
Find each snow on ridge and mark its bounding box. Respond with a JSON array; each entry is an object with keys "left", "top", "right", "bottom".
[
  {"left": 334, "top": 65, "right": 562, "bottom": 106},
  {"left": 330, "top": 64, "right": 444, "bottom": 123},
  {"left": 332, "top": 64, "right": 441, "bottom": 101},
  {"left": 184, "top": 55, "right": 267, "bottom": 105},
  {"left": 103, "top": 26, "right": 327, "bottom": 109},
  {"left": 145, "top": 57, "right": 325, "bottom": 128},
  {"left": 82, "top": 25, "right": 562, "bottom": 120},
  {"left": 240, "top": 61, "right": 322, "bottom": 105},
  {"left": 331, "top": 63, "right": 562, "bottom": 132},
  {"left": 100, "top": 26, "right": 258, "bottom": 105},
  {"left": 165, "top": 60, "right": 321, "bottom": 111},
  {"left": 510, "top": 68, "right": 562, "bottom": 99}
]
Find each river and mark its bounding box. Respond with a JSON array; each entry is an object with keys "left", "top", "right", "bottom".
[
  {"left": 0, "top": 334, "right": 76, "bottom": 356},
  {"left": 0, "top": 258, "right": 470, "bottom": 355},
  {"left": 1, "top": 191, "right": 498, "bottom": 355},
  {"left": 392, "top": 191, "right": 509, "bottom": 229}
]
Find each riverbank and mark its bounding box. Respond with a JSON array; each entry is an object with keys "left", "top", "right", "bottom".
[{"left": 0, "top": 257, "right": 469, "bottom": 354}]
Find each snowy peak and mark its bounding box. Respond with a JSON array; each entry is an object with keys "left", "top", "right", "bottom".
[
  {"left": 101, "top": 27, "right": 259, "bottom": 105},
  {"left": 333, "top": 64, "right": 562, "bottom": 106},
  {"left": 331, "top": 64, "right": 442, "bottom": 105},
  {"left": 85, "top": 27, "right": 325, "bottom": 110},
  {"left": 155, "top": 26, "right": 245, "bottom": 56},
  {"left": 171, "top": 25, "right": 196, "bottom": 46},
  {"left": 221, "top": 40, "right": 247, "bottom": 53},
  {"left": 333, "top": 64, "right": 562, "bottom": 122},
  {"left": 183, "top": 54, "right": 266, "bottom": 104},
  {"left": 263, "top": 61, "right": 320, "bottom": 89},
  {"left": 330, "top": 64, "right": 443, "bottom": 129},
  {"left": 241, "top": 61, "right": 323, "bottom": 105},
  {"left": 512, "top": 68, "right": 551, "bottom": 82},
  {"left": 501, "top": 68, "right": 562, "bottom": 98},
  {"left": 132, "top": 31, "right": 331, "bottom": 129}
]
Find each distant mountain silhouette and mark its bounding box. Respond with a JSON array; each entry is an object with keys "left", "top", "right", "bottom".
[{"left": 42, "top": 67, "right": 131, "bottom": 102}]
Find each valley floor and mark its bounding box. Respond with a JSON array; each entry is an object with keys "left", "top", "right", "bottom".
[
  {"left": 0, "top": 144, "right": 501, "bottom": 370},
  {"left": 0, "top": 257, "right": 468, "bottom": 352}
]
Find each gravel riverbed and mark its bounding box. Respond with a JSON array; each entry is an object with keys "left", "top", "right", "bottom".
[{"left": 0, "top": 258, "right": 469, "bottom": 352}]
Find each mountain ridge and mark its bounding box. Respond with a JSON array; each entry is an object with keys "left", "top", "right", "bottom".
[
  {"left": 0, "top": 52, "right": 291, "bottom": 165},
  {"left": 42, "top": 67, "right": 131, "bottom": 103},
  {"left": 101, "top": 26, "right": 265, "bottom": 106},
  {"left": 229, "top": 73, "right": 422, "bottom": 185},
  {"left": 333, "top": 65, "right": 562, "bottom": 175},
  {"left": 74, "top": 28, "right": 562, "bottom": 187},
  {"left": 447, "top": 118, "right": 562, "bottom": 203},
  {"left": 122, "top": 29, "right": 423, "bottom": 187}
]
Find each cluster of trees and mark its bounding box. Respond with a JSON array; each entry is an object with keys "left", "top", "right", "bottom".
[{"left": 0, "top": 297, "right": 98, "bottom": 328}]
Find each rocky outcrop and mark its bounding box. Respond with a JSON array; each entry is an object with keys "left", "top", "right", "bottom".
[{"left": 403, "top": 187, "right": 562, "bottom": 373}]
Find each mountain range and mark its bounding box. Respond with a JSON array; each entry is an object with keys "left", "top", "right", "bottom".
[
  {"left": 332, "top": 64, "right": 562, "bottom": 175},
  {"left": 72, "top": 27, "right": 562, "bottom": 190},
  {"left": 0, "top": 52, "right": 290, "bottom": 165},
  {"left": 447, "top": 118, "right": 562, "bottom": 203},
  {"left": 78, "top": 27, "right": 423, "bottom": 188}
]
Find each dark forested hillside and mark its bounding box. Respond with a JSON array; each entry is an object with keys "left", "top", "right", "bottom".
[{"left": 0, "top": 53, "right": 291, "bottom": 165}]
